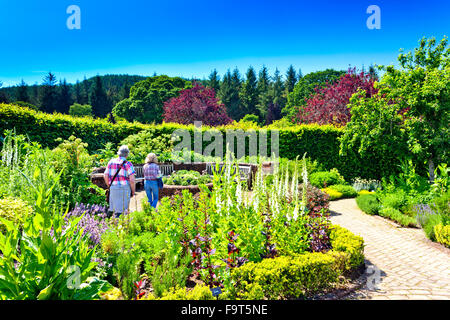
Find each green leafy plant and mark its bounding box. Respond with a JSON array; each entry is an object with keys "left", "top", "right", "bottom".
[
  {"left": 0, "top": 185, "right": 98, "bottom": 300},
  {"left": 310, "top": 169, "right": 346, "bottom": 188},
  {"left": 356, "top": 194, "right": 380, "bottom": 215}
]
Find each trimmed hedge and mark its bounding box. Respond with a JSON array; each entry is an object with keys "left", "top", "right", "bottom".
[
  {"left": 228, "top": 225, "right": 364, "bottom": 299},
  {"left": 0, "top": 103, "right": 398, "bottom": 180},
  {"left": 434, "top": 224, "right": 450, "bottom": 248}
]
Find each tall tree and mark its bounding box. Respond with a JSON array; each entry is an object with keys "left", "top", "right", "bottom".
[
  {"left": 208, "top": 69, "right": 220, "bottom": 93},
  {"left": 218, "top": 69, "right": 241, "bottom": 120},
  {"left": 285, "top": 65, "right": 297, "bottom": 93},
  {"left": 74, "top": 80, "right": 82, "bottom": 104},
  {"left": 284, "top": 68, "right": 345, "bottom": 119},
  {"left": 89, "top": 75, "right": 111, "bottom": 117},
  {"left": 113, "top": 75, "right": 190, "bottom": 123},
  {"left": 295, "top": 68, "right": 377, "bottom": 126},
  {"left": 163, "top": 83, "right": 232, "bottom": 126},
  {"left": 57, "top": 79, "right": 72, "bottom": 114},
  {"left": 121, "top": 80, "right": 130, "bottom": 100},
  {"left": 81, "top": 76, "right": 89, "bottom": 105},
  {"left": 39, "top": 72, "right": 58, "bottom": 113},
  {"left": 16, "top": 80, "right": 29, "bottom": 102},
  {"left": 239, "top": 66, "right": 259, "bottom": 119},
  {"left": 257, "top": 66, "right": 271, "bottom": 120},
  {"left": 30, "top": 83, "right": 39, "bottom": 106},
  {"left": 266, "top": 69, "right": 285, "bottom": 124}
]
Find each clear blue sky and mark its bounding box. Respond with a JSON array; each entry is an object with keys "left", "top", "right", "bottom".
[{"left": 0, "top": 0, "right": 449, "bottom": 86}]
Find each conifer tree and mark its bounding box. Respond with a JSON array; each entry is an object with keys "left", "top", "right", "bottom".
[
  {"left": 208, "top": 69, "right": 220, "bottom": 93},
  {"left": 74, "top": 80, "right": 82, "bottom": 104},
  {"left": 16, "top": 80, "right": 29, "bottom": 102},
  {"left": 90, "top": 75, "right": 111, "bottom": 117},
  {"left": 57, "top": 79, "right": 72, "bottom": 114},
  {"left": 285, "top": 65, "right": 297, "bottom": 93},
  {"left": 257, "top": 66, "right": 271, "bottom": 120},
  {"left": 39, "top": 72, "right": 58, "bottom": 113},
  {"left": 239, "top": 66, "right": 259, "bottom": 119}
]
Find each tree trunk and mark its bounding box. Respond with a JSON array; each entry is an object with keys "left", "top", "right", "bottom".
[{"left": 428, "top": 156, "right": 435, "bottom": 183}]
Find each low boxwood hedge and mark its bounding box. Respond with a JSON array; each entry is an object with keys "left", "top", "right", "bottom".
[{"left": 227, "top": 225, "right": 364, "bottom": 300}]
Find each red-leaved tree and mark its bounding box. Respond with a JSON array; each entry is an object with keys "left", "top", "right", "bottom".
[
  {"left": 295, "top": 68, "right": 378, "bottom": 126},
  {"left": 163, "top": 83, "right": 232, "bottom": 126}
]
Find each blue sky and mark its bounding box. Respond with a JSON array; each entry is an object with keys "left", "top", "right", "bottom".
[{"left": 0, "top": 0, "right": 449, "bottom": 86}]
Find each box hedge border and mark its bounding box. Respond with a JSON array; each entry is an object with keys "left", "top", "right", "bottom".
[
  {"left": 226, "top": 224, "right": 364, "bottom": 300},
  {"left": 0, "top": 103, "right": 398, "bottom": 180}
]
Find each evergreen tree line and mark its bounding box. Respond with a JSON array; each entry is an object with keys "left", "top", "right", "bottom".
[
  {"left": 1, "top": 65, "right": 356, "bottom": 125},
  {"left": 0, "top": 74, "right": 145, "bottom": 117},
  {"left": 205, "top": 65, "right": 301, "bottom": 124}
]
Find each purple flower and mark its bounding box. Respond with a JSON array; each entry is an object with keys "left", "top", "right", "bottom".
[{"left": 64, "top": 203, "right": 110, "bottom": 247}]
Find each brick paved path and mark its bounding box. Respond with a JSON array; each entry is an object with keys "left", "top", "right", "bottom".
[{"left": 330, "top": 199, "right": 450, "bottom": 300}]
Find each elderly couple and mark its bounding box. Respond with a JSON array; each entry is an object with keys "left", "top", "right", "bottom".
[{"left": 103, "top": 145, "right": 161, "bottom": 217}]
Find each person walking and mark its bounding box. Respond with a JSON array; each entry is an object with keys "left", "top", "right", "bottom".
[
  {"left": 103, "top": 145, "right": 136, "bottom": 217},
  {"left": 143, "top": 153, "right": 161, "bottom": 208}
]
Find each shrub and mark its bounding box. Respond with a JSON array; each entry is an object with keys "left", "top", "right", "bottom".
[
  {"left": 241, "top": 114, "right": 260, "bottom": 124},
  {"left": 413, "top": 204, "right": 439, "bottom": 228},
  {"left": 422, "top": 214, "right": 444, "bottom": 241},
  {"left": 144, "top": 284, "right": 214, "bottom": 300},
  {"left": 230, "top": 253, "right": 340, "bottom": 299},
  {"left": 321, "top": 188, "right": 343, "bottom": 200},
  {"left": 0, "top": 197, "right": 32, "bottom": 233},
  {"left": 327, "top": 184, "right": 357, "bottom": 198},
  {"left": 329, "top": 225, "right": 365, "bottom": 268},
  {"left": 434, "top": 224, "right": 450, "bottom": 247},
  {"left": 379, "top": 190, "right": 408, "bottom": 211},
  {"left": 379, "top": 207, "right": 417, "bottom": 227},
  {"left": 69, "top": 103, "right": 93, "bottom": 117},
  {"left": 310, "top": 169, "right": 346, "bottom": 188},
  {"left": 298, "top": 184, "right": 330, "bottom": 216},
  {"left": 164, "top": 170, "right": 211, "bottom": 186},
  {"left": 228, "top": 224, "right": 364, "bottom": 299},
  {"left": 358, "top": 190, "right": 375, "bottom": 196},
  {"left": 356, "top": 194, "right": 380, "bottom": 215},
  {"left": 119, "top": 128, "right": 174, "bottom": 164},
  {"left": 12, "top": 101, "right": 39, "bottom": 110},
  {"left": 430, "top": 190, "right": 450, "bottom": 216}
]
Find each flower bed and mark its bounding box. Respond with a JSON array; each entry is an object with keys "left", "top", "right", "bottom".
[{"left": 89, "top": 156, "right": 365, "bottom": 300}]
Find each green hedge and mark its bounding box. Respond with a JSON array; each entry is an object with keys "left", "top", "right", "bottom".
[
  {"left": 434, "top": 224, "right": 450, "bottom": 248},
  {"left": 0, "top": 103, "right": 398, "bottom": 180},
  {"left": 228, "top": 225, "right": 364, "bottom": 299}
]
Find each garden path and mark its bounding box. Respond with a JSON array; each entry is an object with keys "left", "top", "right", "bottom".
[
  {"left": 329, "top": 198, "right": 450, "bottom": 300},
  {"left": 129, "top": 190, "right": 147, "bottom": 213}
]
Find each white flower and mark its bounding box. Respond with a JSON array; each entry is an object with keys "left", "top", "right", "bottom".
[
  {"left": 292, "top": 204, "right": 299, "bottom": 221},
  {"left": 236, "top": 182, "right": 242, "bottom": 206}
]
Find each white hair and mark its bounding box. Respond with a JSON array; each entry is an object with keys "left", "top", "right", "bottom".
[{"left": 117, "top": 145, "right": 130, "bottom": 157}]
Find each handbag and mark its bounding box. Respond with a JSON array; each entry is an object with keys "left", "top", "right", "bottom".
[
  {"left": 157, "top": 176, "right": 164, "bottom": 189},
  {"left": 106, "top": 160, "right": 127, "bottom": 203}
]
